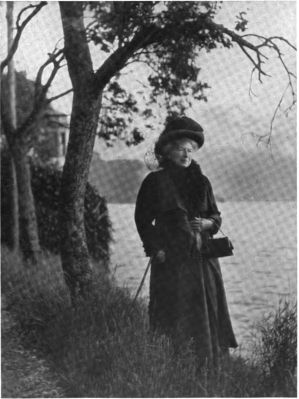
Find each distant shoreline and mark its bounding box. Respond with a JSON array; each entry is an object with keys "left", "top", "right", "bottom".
[{"left": 107, "top": 199, "right": 297, "bottom": 204}]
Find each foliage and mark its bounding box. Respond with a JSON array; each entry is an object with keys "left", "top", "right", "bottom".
[
  {"left": 88, "top": 2, "right": 223, "bottom": 125},
  {"left": 0, "top": 150, "right": 112, "bottom": 262},
  {"left": 2, "top": 247, "right": 297, "bottom": 397},
  {"left": 86, "top": 1, "right": 296, "bottom": 144},
  {"left": 30, "top": 162, "right": 112, "bottom": 262},
  {"left": 99, "top": 80, "right": 145, "bottom": 146}
]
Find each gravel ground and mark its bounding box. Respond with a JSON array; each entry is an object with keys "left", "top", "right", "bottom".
[{"left": 1, "top": 298, "right": 68, "bottom": 398}]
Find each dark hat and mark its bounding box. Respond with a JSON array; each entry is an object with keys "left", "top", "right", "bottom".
[{"left": 155, "top": 116, "right": 204, "bottom": 155}]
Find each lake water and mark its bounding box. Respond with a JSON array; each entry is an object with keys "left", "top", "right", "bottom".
[{"left": 108, "top": 201, "right": 297, "bottom": 351}]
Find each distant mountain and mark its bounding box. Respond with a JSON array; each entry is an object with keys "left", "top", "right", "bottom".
[
  {"left": 89, "top": 149, "right": 296, "bottom": 203},
  {"left": 89, "top": 156, "right": 147, "bottom": 203},
  {"left": 197, "top": 146, "right": 296, "bottom": 201}
]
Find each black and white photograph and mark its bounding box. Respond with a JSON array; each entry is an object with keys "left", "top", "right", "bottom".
[{"left": 1, "top": 1, "right": 296, "bottom": 397}]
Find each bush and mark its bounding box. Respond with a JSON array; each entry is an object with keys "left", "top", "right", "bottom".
[
  {"left": 31, "top": 162, "right": 112, "bottom": 262},
  {"left": 2, "top": 247, "right": 296, "bottom": 397},
  {"left": 1, "top": 149, "right": 112, "bottom": 262}
]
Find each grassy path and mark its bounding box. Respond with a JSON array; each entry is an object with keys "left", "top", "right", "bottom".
[{"left": 1, "top": 297, "right": 67, "bottom": 399}]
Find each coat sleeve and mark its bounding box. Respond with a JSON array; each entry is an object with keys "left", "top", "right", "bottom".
[
  {"left": 135, "top": 173, "right": 164, "bottom": 257},
  {"left": 205, "top": 176, "right": 222, "bottom": 235}
]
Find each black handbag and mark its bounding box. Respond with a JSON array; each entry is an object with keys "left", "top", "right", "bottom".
[{"left": 205, "top": 222, "right": 234, "bottom": 258}]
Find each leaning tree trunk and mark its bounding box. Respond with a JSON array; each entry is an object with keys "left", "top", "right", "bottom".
[
  {"left": 59, "top": 93, "right": 102, "bottom": 298},
  {"left": 59, "top": 1, "right": 104, "bottom": 299},
  {"left": 59, "top": 1, "right": 142, "bottom": 298}
]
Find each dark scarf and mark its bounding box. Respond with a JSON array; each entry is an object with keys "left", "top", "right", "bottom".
[{"left": 164, "top": 160, "right": 207, "bottom": 218}]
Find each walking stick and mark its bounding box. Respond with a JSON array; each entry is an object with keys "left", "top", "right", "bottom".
[{"left": 127, "top": 256, "right": 152, "bottom": 316}]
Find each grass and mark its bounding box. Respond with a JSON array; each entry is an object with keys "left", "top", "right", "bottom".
[{"left": 1, "top": 246, "right": 297, "bottom": 397}]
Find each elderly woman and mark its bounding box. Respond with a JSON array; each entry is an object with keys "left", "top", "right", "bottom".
[{"left": 135, "top": 116, "right": 237, "bottom": 368}]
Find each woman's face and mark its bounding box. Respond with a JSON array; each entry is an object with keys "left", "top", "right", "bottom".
[{"left": 166, "top": 139, "right": 198, "bottom": 168}]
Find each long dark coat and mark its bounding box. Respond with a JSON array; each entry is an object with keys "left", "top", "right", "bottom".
[{"left": 135, "top": 161, "right": 237, "bottom": 366}]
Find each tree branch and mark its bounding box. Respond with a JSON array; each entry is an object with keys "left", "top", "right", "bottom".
[
  {"left": 204, "top": 19, "right": 296, "bottom": 83},
  {"left": 34, "top": 49, "right": 64, "bottom": 104},
  {"left": 47, "top": 88, "right": 73, "bottom": 104},
  {"left": 38, "top": 52, "right": 65, "bottom": 102},
  {"left": 1, "top": 2, "right": 47, "bottom": 73},
  {"left": 256, "top": 83, "right": 291, "bottom": 155},
  {"left": 12, "top": 49, "right": 65, "bottom": 139},
  {"left": 94, "top": 25, "right": 160, "bottom": 93},
  {"left": 204, "top": 19, "right": 296, "bottom": 148}
]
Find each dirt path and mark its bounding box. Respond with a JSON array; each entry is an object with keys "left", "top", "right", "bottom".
[{"left": 1, "top": 298, "right": 67, "bottom": 398}]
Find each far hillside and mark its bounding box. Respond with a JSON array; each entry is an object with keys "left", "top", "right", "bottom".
[
  {"left": 89, "top": 150, "right": 296, "bottom": 203},
  {"left": 89, "top": 156, "right": 147, "bottom": 203}
]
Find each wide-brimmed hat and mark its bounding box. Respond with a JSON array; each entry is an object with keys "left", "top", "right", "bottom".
[{"left": 155, "top": 116, "right": 204, "bottom": 156}]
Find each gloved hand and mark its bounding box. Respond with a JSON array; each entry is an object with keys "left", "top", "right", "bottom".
[
  {"left": 189, "top": 217, "right": 214, "bottom": 232},
  {"left": 155, "top": 249, "right": 166, "bottom": 263}
]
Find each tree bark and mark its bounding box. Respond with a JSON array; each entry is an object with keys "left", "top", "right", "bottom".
[
  {"left": 59, "top": 2, "right": 102, "bottom": 298},
  {"left": 11, "top": 136, "right": 40, "bottom": 263},
  {"left": 6, "top": 1, "right": 19, "bottom": 250},
  {"left": 59, "top": 94, "right": 101, "bottom": 298},
  {"left": 1, "top": 100, "right": 41, "bottom": 263},
  {"left": 1, "top": 146, "right": 18, "bottom": 250}
]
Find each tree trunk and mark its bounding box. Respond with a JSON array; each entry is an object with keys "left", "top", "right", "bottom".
[
  {"left": 59, "top": 93, "right": 101, "bottom": 298},
  {"left": 1, "top": 147, "right": 18, "bottom": 250},
  {"left": 5, "top": 1, "right": 19, "bottom": 250},
  {"left": 59, "top": 2, "right": 104, "bottom": 299},
  {"left": 2, "top": 95, "right": 41, "bottom": 263},
  {"left": 11, "top": 136, "right": 40, "bottom": 263}
]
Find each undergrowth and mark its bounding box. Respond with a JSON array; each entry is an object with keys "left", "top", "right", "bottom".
[{"left": 1, "top": 246, "right": 297, "bottom": 397}]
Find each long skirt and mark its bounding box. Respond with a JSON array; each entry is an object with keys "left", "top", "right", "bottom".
[{"left": 149, "top": 254, "right": 238, "bottom": 367}]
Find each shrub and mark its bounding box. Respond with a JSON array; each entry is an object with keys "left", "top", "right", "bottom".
[
  {"left": 31, "top": 162, "right": 112, "bottom": 262},
  {"left": 1, "top": 149, "right": 112, "bottom": 262}
]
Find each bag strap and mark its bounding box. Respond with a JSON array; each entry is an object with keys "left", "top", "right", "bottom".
[
  {"left": 207, "top": 189, "right": 225, "bottom": 237},
  {"left": 207, "top": 218, "right": 227, "bottom": 237},
  {"left": 205, "top": 188, "right": 227, "bottom": 236}
]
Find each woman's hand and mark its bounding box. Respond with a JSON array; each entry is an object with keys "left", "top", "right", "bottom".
[
  {"left": 189, "top": 218, "right": 214, "bottom": 232},
  {"left": 155, "top": 249, "right": 166, "bottom": 263}
]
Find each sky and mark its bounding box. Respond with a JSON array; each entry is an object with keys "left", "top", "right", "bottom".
[{"left": 0, "top": 1, "right": 297, "bottom": 161}]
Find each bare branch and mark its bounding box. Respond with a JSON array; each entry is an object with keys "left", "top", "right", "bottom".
[
  {"left": 34, "top": 49, "right": 64, "bottom": 106},
  {"left": 39, "top": 52, "right": 64, "bottom": 100},
  {"left": 12, "top": 49, "right": 65, "bottom": 139},
  {"left": 1, "top": 2, "right": 47, "bottom": 73},
  {"left": 256, "top": 83, "right": 293, "bottom": 151},
  {"left": 242, "top": 34, "right": 297, "bottom": 52},
  {"left": 206, "top": 20, "right": 296, "bottom": 149},
  {"left": 205, "top": 20, "right": 296, "bottom": 82},
  {"left": 248, "top": 68, "right": 258, "bottom": 99},
  {"left": 47, "top": 88, "right": 73, "bottom": 104},
  {"left": 238, "top": 44, "right": 269, "bottom": 82}
]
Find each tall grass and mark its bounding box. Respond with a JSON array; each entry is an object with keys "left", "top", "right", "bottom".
[
  {"left": 1, "top": 246, "right": 297, "bottom": 397},
  {"left": 250, "top": 297, "right": 297, "bottom": 396}
]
